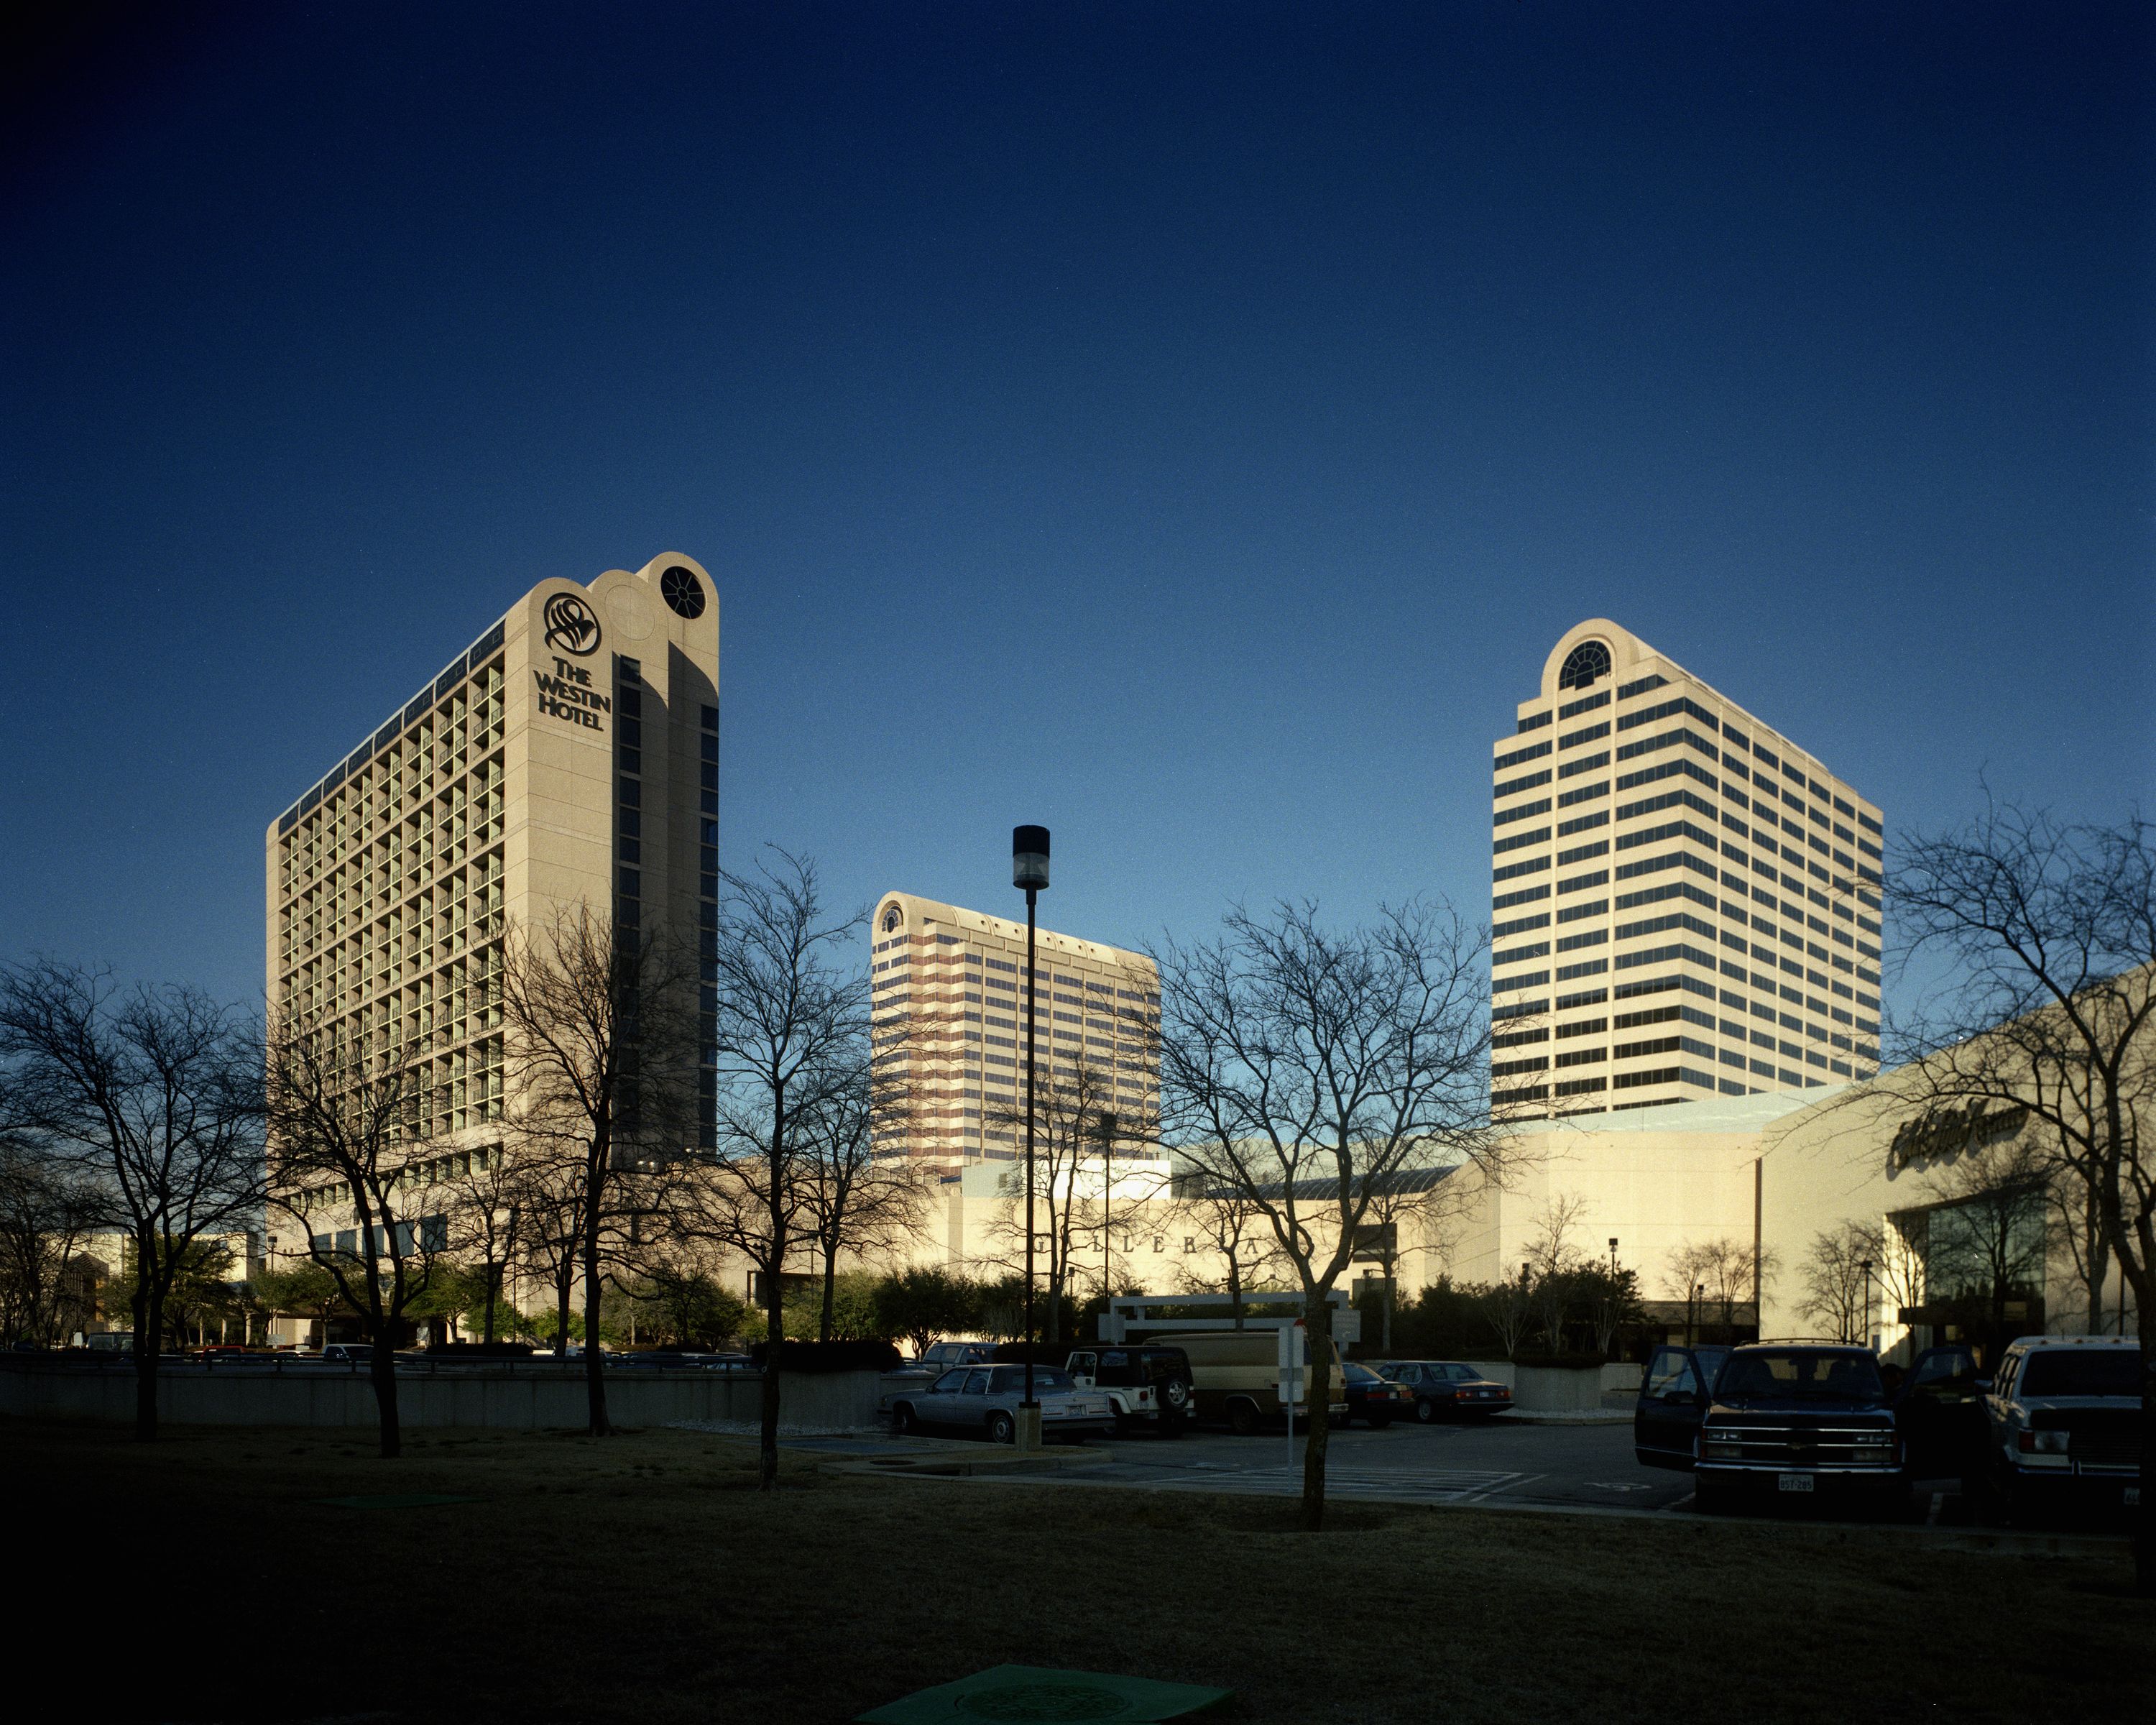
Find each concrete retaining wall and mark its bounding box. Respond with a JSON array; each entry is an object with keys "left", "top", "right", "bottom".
[{"left": 0, "top": 1366, "right": 882, "bottom": 1431}]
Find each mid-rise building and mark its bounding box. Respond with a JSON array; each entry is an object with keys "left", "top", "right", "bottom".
[
  {"left": 1489, "top": 620, "right": 1883, "bottom": 1119},
  {"left": 264, "top": 553, "right": 722, "bottom": 1271},
  {"left": 869, "top": 892, "right": 1159, "bottom": 1168}
]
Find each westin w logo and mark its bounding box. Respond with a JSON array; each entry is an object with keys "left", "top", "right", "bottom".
[{"left": 543, "top": 592, "right": 602, "bottom": 656}]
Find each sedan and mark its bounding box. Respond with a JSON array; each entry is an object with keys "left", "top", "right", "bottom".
[
  {"left": 888, "top": 1364, "right": 1113, "bottom": 1443},
  {"left": 1380, "top": 1360, "right": 1514, "bottom": 1421},
  {"left": 1341, "top": 1361, "right": 1416, "bottom": 1428}
]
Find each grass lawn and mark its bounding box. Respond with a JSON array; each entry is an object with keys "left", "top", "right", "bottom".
[{"left": 10, "top": 1420, "right": 2146, "bottom": 1724}]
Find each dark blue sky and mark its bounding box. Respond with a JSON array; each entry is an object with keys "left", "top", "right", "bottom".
[{"left": 4, "top": 1, "right": 2150, "bottom": 1010}]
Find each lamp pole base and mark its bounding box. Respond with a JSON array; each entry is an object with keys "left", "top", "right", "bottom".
[{"left": 1014, "top": 1405, "right": 1044, "bottom": 1452}]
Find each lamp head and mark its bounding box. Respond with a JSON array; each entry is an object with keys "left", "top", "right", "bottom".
[{"left": 1013, "top": 824, "right": 1051, "bottom": 891}]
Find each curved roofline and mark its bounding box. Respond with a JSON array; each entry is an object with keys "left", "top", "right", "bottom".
[{"left": 872, "top": 890, "right": 1156, "bottom": 971}]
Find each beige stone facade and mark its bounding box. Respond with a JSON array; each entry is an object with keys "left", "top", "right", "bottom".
[
  {"left": 264, "top": 553, "right": 721, "bottom": 1262},
  {"left": 868, "top": 892, "right": 1159, "bottom": 1169},
  {"left": 1491, "top": 620, "right": 1884, "bottom": 1121}
]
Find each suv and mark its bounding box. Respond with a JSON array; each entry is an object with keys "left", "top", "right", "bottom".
[
  {"left": 1064, "top": 1346, "right": 1194, "bottom": 1437},
  {"left": 1697, "top": 1343, "right": 1909, "bottom": 1514},
  {"left": 1977, "top": 1334, "right": 2142, "bottom": 1523},
  {"left": 1638, "top": 1342, "right": 1915, "bottom": 1514}
]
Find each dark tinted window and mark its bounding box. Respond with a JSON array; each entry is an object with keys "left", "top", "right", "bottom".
[
  {"left": 1644, "top": 1351, "right": 1697, "bottom": 1399},
  {"left": 2018, "top": 1351, "right": 2140, "bottom": 1397},
  {"left": 1718, "top": 1350, "right": 1883, "bottom": 1402}
]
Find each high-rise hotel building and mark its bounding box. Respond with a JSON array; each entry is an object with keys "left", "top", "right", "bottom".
[
  {"left": 869, "top": 892, "right": 1159, "bottom": 1169},
  {"left": 1488, "top": 620, "right": 1883, "bottom": 1118},
  {"left": 266, "top": 553, "right": 722, "bottom": 1250}
]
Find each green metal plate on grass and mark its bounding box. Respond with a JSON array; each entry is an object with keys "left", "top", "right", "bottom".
[
  {"left": 857, "top": 1664, "right": 1232, "bottom": 1724},
  {"left": 316, "top": 1493, "right": 479, "bottom": 1509}
]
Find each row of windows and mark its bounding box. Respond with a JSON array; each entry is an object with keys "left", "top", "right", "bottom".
[{"left": 1508, "top": 684, "right": 1878, "bottom": 850}]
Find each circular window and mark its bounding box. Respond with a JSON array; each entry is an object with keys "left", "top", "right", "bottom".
[
  {"left": 660, "top": 565, "right": 706, "bottom": 620},
  {"left": 1559, "top": 640, "right": 1611, "bottom": 691},
  {"left": 881, "top": 905, "right": 903, "bottom": 934}
]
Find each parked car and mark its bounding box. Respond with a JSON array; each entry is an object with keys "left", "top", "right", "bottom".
[
  {"left": 1340, "top": 1361, "right": 1415, "bottom": 1427},
  {"left": 887, "top": 1363, "right": 1112, "bottom": 1443},
  {"left": 318, "top": 1343, "right": 374, "bottom": 1366},
  {"left": 1379, "top": 1360, "right": 1515, "bottom": 1422},
  {"left": 1639, "top": 1341, "right": 1923, "bottom": 1515},
  {"left": 1976, "top": 1334, "right": 2142, "bottom": 1524},
  {"left": 917, "top": 1341, "right": 1001, "bottom": 1373},
  {"left": 1064, "top": 1345, "right": 1194, "bottom": 1436},
  {"left": 1148, "top": 1330, "right": 1348, "bottom": 1435},
  {"left": 1892, "top": 1342, "right": 1984, "bottom": 1480}
]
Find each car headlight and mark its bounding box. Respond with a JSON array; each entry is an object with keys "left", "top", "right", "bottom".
[
  {"left": 1701, "top": 1440, "right": 1742, "bottom": 1460},
  {"left": 2017, "top": 1430, "right": 2069, "bottom": 1454}
]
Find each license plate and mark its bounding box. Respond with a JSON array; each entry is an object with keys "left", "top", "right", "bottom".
[
  {"left": 2127, "top": 1487, "right": 2141, "bottom": 1506},
  {"left": 1777, "top": 1473, "right": 1815, "bottom": 1494}
]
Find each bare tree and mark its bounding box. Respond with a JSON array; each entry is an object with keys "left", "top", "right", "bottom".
[
  {"left": 1666, "top": 1237, "right": 1776, "bottom": 1338},
  {"left": 0, "top": 962, "right": 262, "bottom": 1439},
  {"left": 266, "top": 1008, "right": 449, "bottom": 1457},
  {"left": 1169, "top": 1171, "right": 1281, "bottom": 1331},
  {"left": 686, "top": 849, "right": 866, "bottom": 1489},
  {"left": 1796, "top": 1223, "right": 1874, "bottom": 1343},
  {"left": 0, "top": 1134, "right": 103, "bottom": 1346},
  {"left": 498, "top": 903, "right": 699, "bottom": 1437},
  {"left": 1476, "top": 1271, "right": 1534, "bottom": 1361},
  {"left": 1153, "top": 898, "right": 1515, "bottom": 1530},
  {"left": 1526, "top": 1194, "right": 1590, "bottom": 1356},
  {"left": 983, "top": 1054, "right": 1125, "bottom": 1346},
  {"left": 437, "top": 1142, "right": 525, "bottom": 1345},
  {"left": 1585, "top": 1262, "right": 1639, "bottom": 1358},
  {"left": 1889, "top": 805, "right": 2155, "bottom": 1590},
  {"left": 793, "top": 1052, "right": 926, "bottom": 1342},
  {"left": 507, "top": 1141, "right": 590, "bottom": 1357}
]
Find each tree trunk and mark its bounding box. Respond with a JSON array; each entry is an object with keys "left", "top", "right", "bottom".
[
  {"left": 482, "top": 1259, "right": 498, "bottom": 1346},
  {"left": 1381, "top": 1261, "right": 1395, "bottom": 1353},
  {"left": 1229, "top": 1258, "right": 1244, "bottom": 1330},
  {"left": 370, "top": 1337, "right": 402, "bottom": 1458},
  {"left": 819, "top": 1240, "right": 838, "bottom": 1344},
  {"left": 759, "top": 1101, "right": 786, "bottom": 1491},
  {"left": 1299, "top": 1294, "right": 1332, "bottom": 1532},
  {"left": 2137, "top": 1289, "right": 2153, "bottom": 1596},
  {"left": 555, "top": 1255, "right": 573, "bottom": 1365},
  {"left": 583, "top": 1151, "right": 611, "bottom": 1438},
  {"left": 760, "top": 1257, "right": 784, "bottom": 1491},
  {"left": 583, "top": 1237, "right": 610, "bottom": 1437},
  {"left": 132, "top": 1259, "right": 160, "bottom": 1443}
]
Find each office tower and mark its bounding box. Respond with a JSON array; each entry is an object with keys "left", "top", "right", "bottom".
[
  {"left": 869, "top": 892, "right": 1158, "bottom": 1167},
  {"left": 1489, "top": 620, "right": 1882, "bottom": 1118}
]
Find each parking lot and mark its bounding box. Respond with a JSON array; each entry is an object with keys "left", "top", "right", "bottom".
[{"left": 822, "top": 1414, "right": 2130, "bottom": 1537}]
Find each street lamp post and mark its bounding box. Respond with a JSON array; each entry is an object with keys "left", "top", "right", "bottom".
[
  {"left": 1013, "top": 826, "right": 1050, "bottom": 1436},
  {"left": 1858, "top": 1257, "right": 1875, "bottom": 1350},
  {"left": 1608, "top": 1237, "right": 1619, "bottom": 1278}
]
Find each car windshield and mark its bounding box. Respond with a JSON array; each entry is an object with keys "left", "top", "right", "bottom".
[
  {"left": 1716, "top": 1350, "right": 1884, "bottom": 1403},
  {"left": 2019, "top": 1351, "right": 2140, "bottom": 1397}
]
